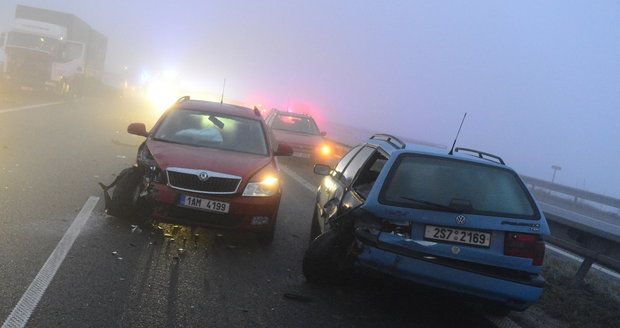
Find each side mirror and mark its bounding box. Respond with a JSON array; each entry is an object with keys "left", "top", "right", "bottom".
[
  {"left": 313, "top": 164, "right": 331, "bottom": 176},
  {"left": 274, "top": 143, "right": 294, "bottom": 156},
  {"left": 127, "top": 123, "right": 148, "bottom": 137},
  {"left": 320, "top": 131, "right": 327, "bottom": 136}
]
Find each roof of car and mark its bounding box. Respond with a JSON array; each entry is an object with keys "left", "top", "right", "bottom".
[
  {"left": 271, "top": 109, "right": 315, "bottom": 119},
  {"left": 366, "top": 137, "right": 510, "bottom": 169},
  {"left": 175, "top": 100, "right": 261, "bottom": 120}
]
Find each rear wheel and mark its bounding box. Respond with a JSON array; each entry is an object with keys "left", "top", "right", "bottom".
[{"left": 302, "top": 228, "right": 354, "bottom": 285}]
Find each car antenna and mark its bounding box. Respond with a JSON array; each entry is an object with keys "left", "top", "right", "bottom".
[
  {"left": 448, "top": 112, "right": 467, "bottom": 155},
  {"left": 220, "top": 78, "right": 226, "bottom": 105}
]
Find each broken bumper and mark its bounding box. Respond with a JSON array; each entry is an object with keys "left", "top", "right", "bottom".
[
  {"left": 355, "top": 238, "right": 544, "bottom": 310},
  {"left": 150, "top": 183, "right": 280, "bottom": 231}
]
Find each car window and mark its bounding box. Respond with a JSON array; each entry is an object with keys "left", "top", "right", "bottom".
[
  {"left": 271, "top": 114, "right": 320, "bottom": 135},
  {"left": 152, "top": 108, "right": 268, "bottom": 156},
  {"left": 333, "top": 145, "right": 362, "bottom": 175},
  {"left": 381, "top": 154, "right": 538, "bottom": 219},
  {"left": 352, "top": 151, "right": 388, "bottom": 199},
  {"left": 341, "top": 146, "right": 375, "bottom": 185}
]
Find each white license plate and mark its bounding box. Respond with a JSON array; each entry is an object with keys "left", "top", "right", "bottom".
[
  {"left": 293, "top": 152, "right": 310, "bottom": 158},
  {"left": 424, "top": 225, "right": 491, "bottom": 247},
  {"left": 179, "top": 195, "right": 229, "bottom": 214}
]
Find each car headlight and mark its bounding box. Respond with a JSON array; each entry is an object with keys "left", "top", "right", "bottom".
[
  {"left": 319, "top": 144, "right": 332, "bottom": 156},
  {"left": 243, "top": 166, "right": 280, "bottom": 197},
  {"left": 137, "top": 143, "right": 165, "bottom": 182}
]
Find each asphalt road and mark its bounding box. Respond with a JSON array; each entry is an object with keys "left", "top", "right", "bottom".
[{"left": 0, "top": 96, "right": 496, "bottom": 327}]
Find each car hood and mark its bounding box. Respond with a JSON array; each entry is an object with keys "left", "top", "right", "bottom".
[
  {"left": 273, "top": 129, "right": 323, "bottom": 147},
  {"left": 146, "top": 139, "right": 272, "bottom": 178}
]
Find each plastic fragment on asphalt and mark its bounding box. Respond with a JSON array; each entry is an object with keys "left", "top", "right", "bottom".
[
  {"left": 116, "top": 257, "right": 123, "bottom": 260},
  {"left": 129, "top": 243, "right": 136, "bottom": 247},
  {"left": 283, "top": 293, "right": 313, "bottom": 303},
  {"left": 130, "top": 225, "right": 142, "bottom": 234},
  {"left": 112, "top": 251, "right": 118, "bottom": 256},
  {"left": 178, "top": 248, "right": 185, "bottom": 253},
  {"left": 164, "top": 233, "right": 173, "bottom": 238},
  {"left": 216, "top": 233, "right": 224, "bottom": 237},
  {"left": 116, "top": 155, "right": 127, "bottom": 159}
]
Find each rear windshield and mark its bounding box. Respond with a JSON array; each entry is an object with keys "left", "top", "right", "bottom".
[{"left": 380, "top": 154, "right": 539, "bottom": 219}]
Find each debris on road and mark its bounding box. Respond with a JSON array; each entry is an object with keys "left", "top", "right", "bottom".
[
  {"left": 130, "top": 225, "right": 142, "bottom": 234},
  {"left": 112, "top": 251, "right": 118, "bottom": 256}
]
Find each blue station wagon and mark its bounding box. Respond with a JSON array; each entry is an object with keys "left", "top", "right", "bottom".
[{"left": 303, "top": 134, "right": 550, "bottom": 312}]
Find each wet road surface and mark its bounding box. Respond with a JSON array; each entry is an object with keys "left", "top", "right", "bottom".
[{"left": 0, "top": 97, "right": 495, "bottom": 327}]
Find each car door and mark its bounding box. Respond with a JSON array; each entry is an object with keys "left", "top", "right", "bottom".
[{"left": 316, "top": 145, "right": 375, "bottom": 232}]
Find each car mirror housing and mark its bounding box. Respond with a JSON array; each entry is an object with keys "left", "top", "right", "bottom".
[
  {"left": 320, "top": 131, "right": 327, "bottom": 136},
  {"left": 127, "top": 123, "right": 148, "bottom": 137},
  {"left": 313, "top": 164, "right": 331, "bottom": 176},
  {"left": 274, "top": 143, "right": 294, "bottom": 156}
]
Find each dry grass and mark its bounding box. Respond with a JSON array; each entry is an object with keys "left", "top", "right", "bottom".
[{"left": 512, "top": 251, "right": 620, "bottom": 328}]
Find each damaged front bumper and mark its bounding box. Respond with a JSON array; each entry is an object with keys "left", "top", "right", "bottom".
[
  {"left": 149, "top": 183, "right": 280, "bottom": 231},
  {"left": 353, "top": 229, "right": 544, "bottom": 310}
]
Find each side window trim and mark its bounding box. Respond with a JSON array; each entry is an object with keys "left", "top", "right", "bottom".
[
  {"left": 340, "top": 146, "right": 376, "bottom": 186},
  {"left": 333, "top": 145, "right": 363, "bottom": 176}
]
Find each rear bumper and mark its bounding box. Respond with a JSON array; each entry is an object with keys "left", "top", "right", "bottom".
[
  {"left": 355, "top": 242, "right": 544, "bottom": 310},
  {"left": 151, "top": 183, "right": 280, "bottom": 231}
]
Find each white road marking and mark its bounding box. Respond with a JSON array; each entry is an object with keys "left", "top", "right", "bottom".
[
  {"left": 0, "top": 101, "right": 67, "bottom": 115},
  {"left": 2, "top": 196, "right": 99, "bottom": 328},
  {"left": 546, "top": 244, "right": 620, "bottom": 280},
  {"left": 280, "top": 166, "right": 316, "bottom": 193}
]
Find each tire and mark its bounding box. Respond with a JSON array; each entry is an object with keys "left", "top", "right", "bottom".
[
  {"left": 302, "top": 228, "right": 354, "bottom": 285},
  {"left": 309, "top": 207, "right": 321, "bottom": 243},
  {"left": 109, "top": 167, "right": 143, "bottom": 220},
  {"left": 257, "top": 228, "right": 275, "bottom": 246}
]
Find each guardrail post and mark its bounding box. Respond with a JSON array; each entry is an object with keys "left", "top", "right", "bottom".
[{"left": 573, "top": 257, "right": 594, "bottom": 286}]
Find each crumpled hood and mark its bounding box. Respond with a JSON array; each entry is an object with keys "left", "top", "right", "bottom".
[
  {"left": 273, "top": 130, "right": 323, "bottom": 148},
  {"left": 146, "top": 139, "right": 272, "bottom": 179}
]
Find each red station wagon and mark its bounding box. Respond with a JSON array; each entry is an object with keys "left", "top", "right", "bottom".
[{"left": 117, "top": 97, "right": 293, "bottom": 244}]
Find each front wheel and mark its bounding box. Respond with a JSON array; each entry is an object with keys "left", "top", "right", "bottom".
[
  {"left": 309, "top": 207, "right": 321, "bottom": 243},
  {"left": 302, "top": 228, "right": 354, "bottom": 285}
]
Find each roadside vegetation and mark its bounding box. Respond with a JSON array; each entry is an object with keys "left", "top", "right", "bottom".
[{"left": 511, "top": 251, "right": 620, "bottom": 328}]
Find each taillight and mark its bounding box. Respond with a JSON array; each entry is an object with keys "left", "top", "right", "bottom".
[{"left": 504, "top": 233, "right": 545, "bottom": 266}]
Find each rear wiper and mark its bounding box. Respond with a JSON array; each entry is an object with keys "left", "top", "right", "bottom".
[{"left": 399, "top": 196, "right": 457, "bottom": 212}]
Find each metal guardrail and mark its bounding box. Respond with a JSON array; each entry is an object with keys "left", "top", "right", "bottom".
[{"left": 324, "top": 130, "right": 620, "bottom": 283}]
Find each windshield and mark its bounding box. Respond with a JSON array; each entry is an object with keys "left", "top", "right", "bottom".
[
  {"left": 6, "top": 31, "right": 61, "bottom": 54},
  {"left": 381, "top": 155, "right": 538, "bottom": 219},
  {"left": 153, "top": 109, "right": 268, "bottom": 156},
  {"left": 271, "top": 114, "right": 320, "bottom": 135}
]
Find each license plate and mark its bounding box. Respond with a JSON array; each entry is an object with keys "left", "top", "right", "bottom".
[
  {"left": 179, "top": 195, "right": 229, "bottom": 214},
  {"left": 424, "top": 225, "right": 491, "bottom": 247},
  {"left": 293, "top": 152, "right": 310, "bottom": 158}
]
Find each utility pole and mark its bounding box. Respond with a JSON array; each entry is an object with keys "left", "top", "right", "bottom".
[{"left": 551, "top": 165, "right": 562, "bottom": 183}]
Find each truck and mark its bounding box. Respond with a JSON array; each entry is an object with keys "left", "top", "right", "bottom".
[{"left": 1, "top": 5, "right": 107, "bottom": 95}]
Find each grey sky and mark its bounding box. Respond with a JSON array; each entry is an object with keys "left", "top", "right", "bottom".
[{"left": 1, "top": 1, "right": 619, "bottom": 197}]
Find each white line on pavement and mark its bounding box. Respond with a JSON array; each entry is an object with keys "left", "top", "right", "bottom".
[
  {"left": 2, "top": 196, "right": 99, "bottom": 328},
  {"left": 280, "top": 166, "right": 316, "bottom": 193},
  {"left": 0, "top": 101, "right": 67, "bottom": 115}
]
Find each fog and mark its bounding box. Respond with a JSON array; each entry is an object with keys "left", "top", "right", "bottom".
[{"left": 1, "top": 0, "right": 618, "bottom": 197}]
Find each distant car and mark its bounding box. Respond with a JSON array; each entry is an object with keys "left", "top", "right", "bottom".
[
  {"left": 303, "top": 134, "right": 550, "bottom": 313},
  {"left": 106, "top": 97, "right": 293, "bottom": 244},
  {"left": 265, "top": 109, "right": 337, "bottom": 165}
]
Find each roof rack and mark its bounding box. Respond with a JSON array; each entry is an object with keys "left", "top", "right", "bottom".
[
  {"left": 370, "top": 134, "right": 406, "bottom": 149},
  {"left": 454, "top": 147, "right": 505, "bottom": 165},
  {"left": 176, "top": 96, "right": 190, "bottom": 103}
]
